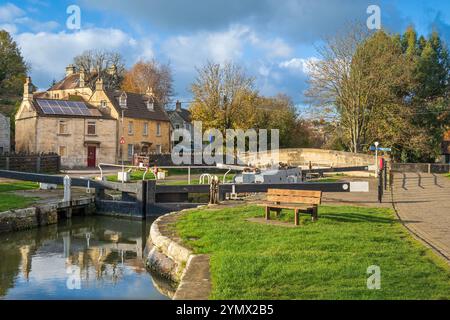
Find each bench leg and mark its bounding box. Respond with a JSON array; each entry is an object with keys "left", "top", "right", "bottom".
[
  {"left": 294, "top": 209, "right": 299, "bottom": 226},
  {"left": 265, "top": 207, "right": 270, "bottom": 220},
  {"left": 311, "top": 206, "right": 318, "bottom": 222}
]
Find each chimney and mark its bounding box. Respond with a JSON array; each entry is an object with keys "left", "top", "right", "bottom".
[
  {"left": 107, "top": 64, "right": 117, "bottom": 76},
  {"left": 95, "top": 78, "right": 104, "bottom": 91},
  {"left": 79, "top": 68, "right": 85, "bottom": 88},
  {"left": 23, "top": 77, "right": 34, "bottom": 101},
  {"left": 176, "top": 100, "right": 182, "bottom": 112},
  {"left": 66, "top": 64, "right": 76, "bottom": 77}
]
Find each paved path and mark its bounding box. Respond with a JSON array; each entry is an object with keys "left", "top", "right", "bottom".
[{"left": 391, "top": 173, "right": 450, "bottom": 261}]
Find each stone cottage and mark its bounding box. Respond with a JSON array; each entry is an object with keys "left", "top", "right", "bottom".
[
  {"left": 15, "top": 77, "right": 117, "bottom": 168},
  {"left": 15, "top": 64, "right": 172, "bottom": 168},
  {"left": 0, "top": 112, "right": 10, "bottom": 154}
]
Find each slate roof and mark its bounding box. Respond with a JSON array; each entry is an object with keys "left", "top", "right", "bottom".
[
  {"left": 105, "top": 90, "right": 170, "bottom": 122},
  {"left": 32, "top": 98, "right": 113, "bottom": 119},
  {"left": 167, "top": 108, "right": 191, "bottom": 123}
]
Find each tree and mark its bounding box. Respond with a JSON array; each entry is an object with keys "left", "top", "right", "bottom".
[
  {"left": 73, "top": 49, "right": 125, "bottom": 91},
  {"left": 122, "top": 60, "right": 173, "bottom": 106},
  {"left": 0, "top": 30, "right": 28, "bottom": 97},
  {"left": 255, "top": 94, "right": 298, "bottom": 148},
  {"left": 190, "top": 61, "right": 258, "bottom": 131},
  {"left": 306, "top": 26, "right": 414, "bottom": 153}
]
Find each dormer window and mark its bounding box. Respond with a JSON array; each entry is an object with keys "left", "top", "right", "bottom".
[
  {"left": 146, "top": 100, "right": 154, "bottom": 111},
  {"left": 119, "top": 92, "right": 127, "bottom": 109}
]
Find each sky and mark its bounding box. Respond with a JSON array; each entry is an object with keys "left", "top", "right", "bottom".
[{"left": 2, "top": 0, "right": 450, "bottom": 111}]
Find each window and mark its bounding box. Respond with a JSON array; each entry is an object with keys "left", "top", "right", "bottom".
[
  {"left": 59, "top": 120, "right": 68, "bottom": 134},
  {"left": 59, "top": 146, "right": 67, "bottom": 157},
  {"left": 87, "top": 121, "right": 96, "bottom": 135},
  {"left": 0, "top": 147, "right": 3, "bottom": 154},
  {"left": 143, "top": 122, "right": 148, "bottom": 136},
  {"left": 127, "top": 144, "right": 134, "bottom": 158},
  {"left": 146, "top": 100, "right": 154, "bottom": 111},
  {"left": 128, "top": 121, "right": 134, "bottom": 135},
  {"left": 101, "top": 100, "right": 107, "bottom": 107},
  {"left": 156, "top": 122, "right": 161, "bottom": 136},
  {"left": 175, "top": 124, "right": 180, "bottom": 129},
  {"left": 156, "top": 145, "right": 162, "bottom": 154},
  {"left": 185, "top": 123, "right": 191, "bottom": 131}
]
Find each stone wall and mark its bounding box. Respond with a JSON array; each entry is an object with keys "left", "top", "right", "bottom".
[
  {"left": 241, "top": 148, "right": 378, "bottom": 167},
  {"left": 0, "top": 205, "right": 58, "bottom": 234},
  {"left": 0, "top": 113, "right": 10, "bottom": 154}
]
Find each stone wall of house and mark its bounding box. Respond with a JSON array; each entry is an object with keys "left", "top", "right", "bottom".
[
  {"left": 34, "top": 117, "right": 117, "bottom": 168},
  {"left": 0, "top": 113, "right": 10, "bottom": 154}
]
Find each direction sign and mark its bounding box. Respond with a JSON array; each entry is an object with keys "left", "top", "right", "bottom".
[
  {"left": 370, "top": 146, "right": 391, "bottom": 152},
  {"left": 120, "top": 137, "right": 125, "bottom": 145}
]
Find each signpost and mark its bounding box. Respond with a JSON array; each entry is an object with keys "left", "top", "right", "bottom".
[{"left": 120, "top": 136, "right": 125, "bottom": 183}]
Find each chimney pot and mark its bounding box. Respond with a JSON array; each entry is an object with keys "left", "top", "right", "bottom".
[
  {"left": 66, "top": 64, "right": 76, "bottom": 77},
  {"left": 176, "top": 100, "right": 181, "bottom": 112}
]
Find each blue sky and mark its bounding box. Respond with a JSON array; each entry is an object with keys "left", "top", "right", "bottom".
[{"left": 2, "top": 0, "right": 450, "bottom": 110}]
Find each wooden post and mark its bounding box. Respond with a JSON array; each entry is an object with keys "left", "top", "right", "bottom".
[
  {"left": 294, "top": 209, "right": 299, "bottom": 226},
  {"left": 265, "top": 207, "right": 270, "bottom": 220},
  {"left": 312, "top": 206, "right": 318, "bottom": 222}
]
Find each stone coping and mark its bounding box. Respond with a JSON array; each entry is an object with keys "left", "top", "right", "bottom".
[{"left": 147, "top": 205, "right": 212, "bottom": 300}]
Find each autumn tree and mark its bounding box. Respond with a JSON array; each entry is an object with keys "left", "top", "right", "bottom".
[
  {"left": 122, "top": 60, "right": 173, "bottom": 106},
  {"left": 255, "top": 94, "right": 298, "bottom": 147},
  {"left": 73, "top": 49, "right": 125, "bottom": 91},
  {"left": 0, "top": 30, "right": 28, "bottom": 97},
  {"left": 306, "top": 26, "right": 414, "bottom": 154},
  {"left": 190, "top": 61, "right": 258, "bottom": 131}
]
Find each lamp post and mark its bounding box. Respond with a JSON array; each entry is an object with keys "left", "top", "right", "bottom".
[
  {"left": 121, "top": 109, "right": 124, "bottom": 183},
  {"left": 374, "top": 141, "right": 379, "bottom": 175}
]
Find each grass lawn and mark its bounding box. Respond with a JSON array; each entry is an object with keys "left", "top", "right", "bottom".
[
  {"left": 175, "top": 204, "right": 450, "bottom": 300},
  {"left": 0, "top": 194, "right": 39, "bottom": 212},
  {"left": 106, "top": 170, "right": 156, "bottom": 182},
  {"left": 0, "top": 181, "right": 39, "bottom": 192},
  {"left": 0, "top": 181, "right": 40, "bottom": 212}
]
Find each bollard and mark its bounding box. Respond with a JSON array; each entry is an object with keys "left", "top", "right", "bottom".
[{"left": 63, "top": 175, "right": 71, "bottom": 202}]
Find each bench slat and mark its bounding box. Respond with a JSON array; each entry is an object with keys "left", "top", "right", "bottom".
[
  {"left": 267, "top": 189, "right": 322, "bottom": 198},
  {"left": 267, "top": 195, "right": 321, "bottom": 205}
]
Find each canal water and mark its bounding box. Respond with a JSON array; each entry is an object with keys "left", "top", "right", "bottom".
[{"left": 0, "top": 216, "right": 171, "bottom": 300}]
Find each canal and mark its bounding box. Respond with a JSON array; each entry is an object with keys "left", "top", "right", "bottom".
[{"left": 0, "top": 216, "right": 171, "bottom": 299}]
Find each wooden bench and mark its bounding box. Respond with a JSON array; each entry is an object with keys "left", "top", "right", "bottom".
[{"left": 259, "top": 189, "right": 322, "bottom": 226}]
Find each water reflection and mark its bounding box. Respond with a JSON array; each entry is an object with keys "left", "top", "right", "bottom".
[{"left": 0, "top": 216, "right": 170, "bottom": 300}]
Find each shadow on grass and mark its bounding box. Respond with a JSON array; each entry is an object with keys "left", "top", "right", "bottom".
[{"left": 322, "top": 212, "right": 401, "bottom": 224}]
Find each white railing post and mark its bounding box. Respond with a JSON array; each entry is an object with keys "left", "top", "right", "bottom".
[{"left": 63, "top": 175, "right": 71, "bottom": 202}]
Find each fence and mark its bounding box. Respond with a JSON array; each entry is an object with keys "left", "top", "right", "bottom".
[
  {"left": 0, "top": 153, "right": 60, "bottom": 173},
  {"left": 391, "top": 163, "right": 450, "bottom": 174}
]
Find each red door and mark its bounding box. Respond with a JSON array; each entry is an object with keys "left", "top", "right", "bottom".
[{"left": 87, "top": 146, "right": 96, "bottom": 167}]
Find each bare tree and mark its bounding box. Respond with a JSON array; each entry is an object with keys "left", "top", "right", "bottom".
[
  {"left": 73, "top": 49, "right": 125, "bottom": 91},
  {"left": 306, "top": 25, "right": 414, "bottom": 153}
]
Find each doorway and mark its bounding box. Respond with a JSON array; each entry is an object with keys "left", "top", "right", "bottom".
[{"left": 87, "top": 146, "right": 96, "bottom": 167}]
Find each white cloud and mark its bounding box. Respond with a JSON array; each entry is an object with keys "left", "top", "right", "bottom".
[
  {"left": 279, "top": 57, "right": 319, "bottom": 75},
  {"left": 15, "top": 28, "right": 154, "bottom": 87},
  {"left": 163, "top": 25, "right": 248, "bottom": 72},
  {"left": 0, "top": 3, "right": 24, "bottom": 22},
  {"left": 0, "top": 23, "right": 17, "bottom": 34}
]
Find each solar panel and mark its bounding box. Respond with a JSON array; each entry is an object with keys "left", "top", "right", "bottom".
[{"left": 36, "top": 99, "right": 97, "bottom": 117}]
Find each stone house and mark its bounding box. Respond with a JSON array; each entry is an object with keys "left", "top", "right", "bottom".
[
  {"left": 0, "top": 112, "right": 10, "bottom": 154},
  {"left": 15, "top": 77, "right": 117, "bottom": 168},
  {"left": 167, "top": 100, "right": 195, "bottom": 149},
  {"left": 15, "top": 64, "right": 172, "bottom": 168}
]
